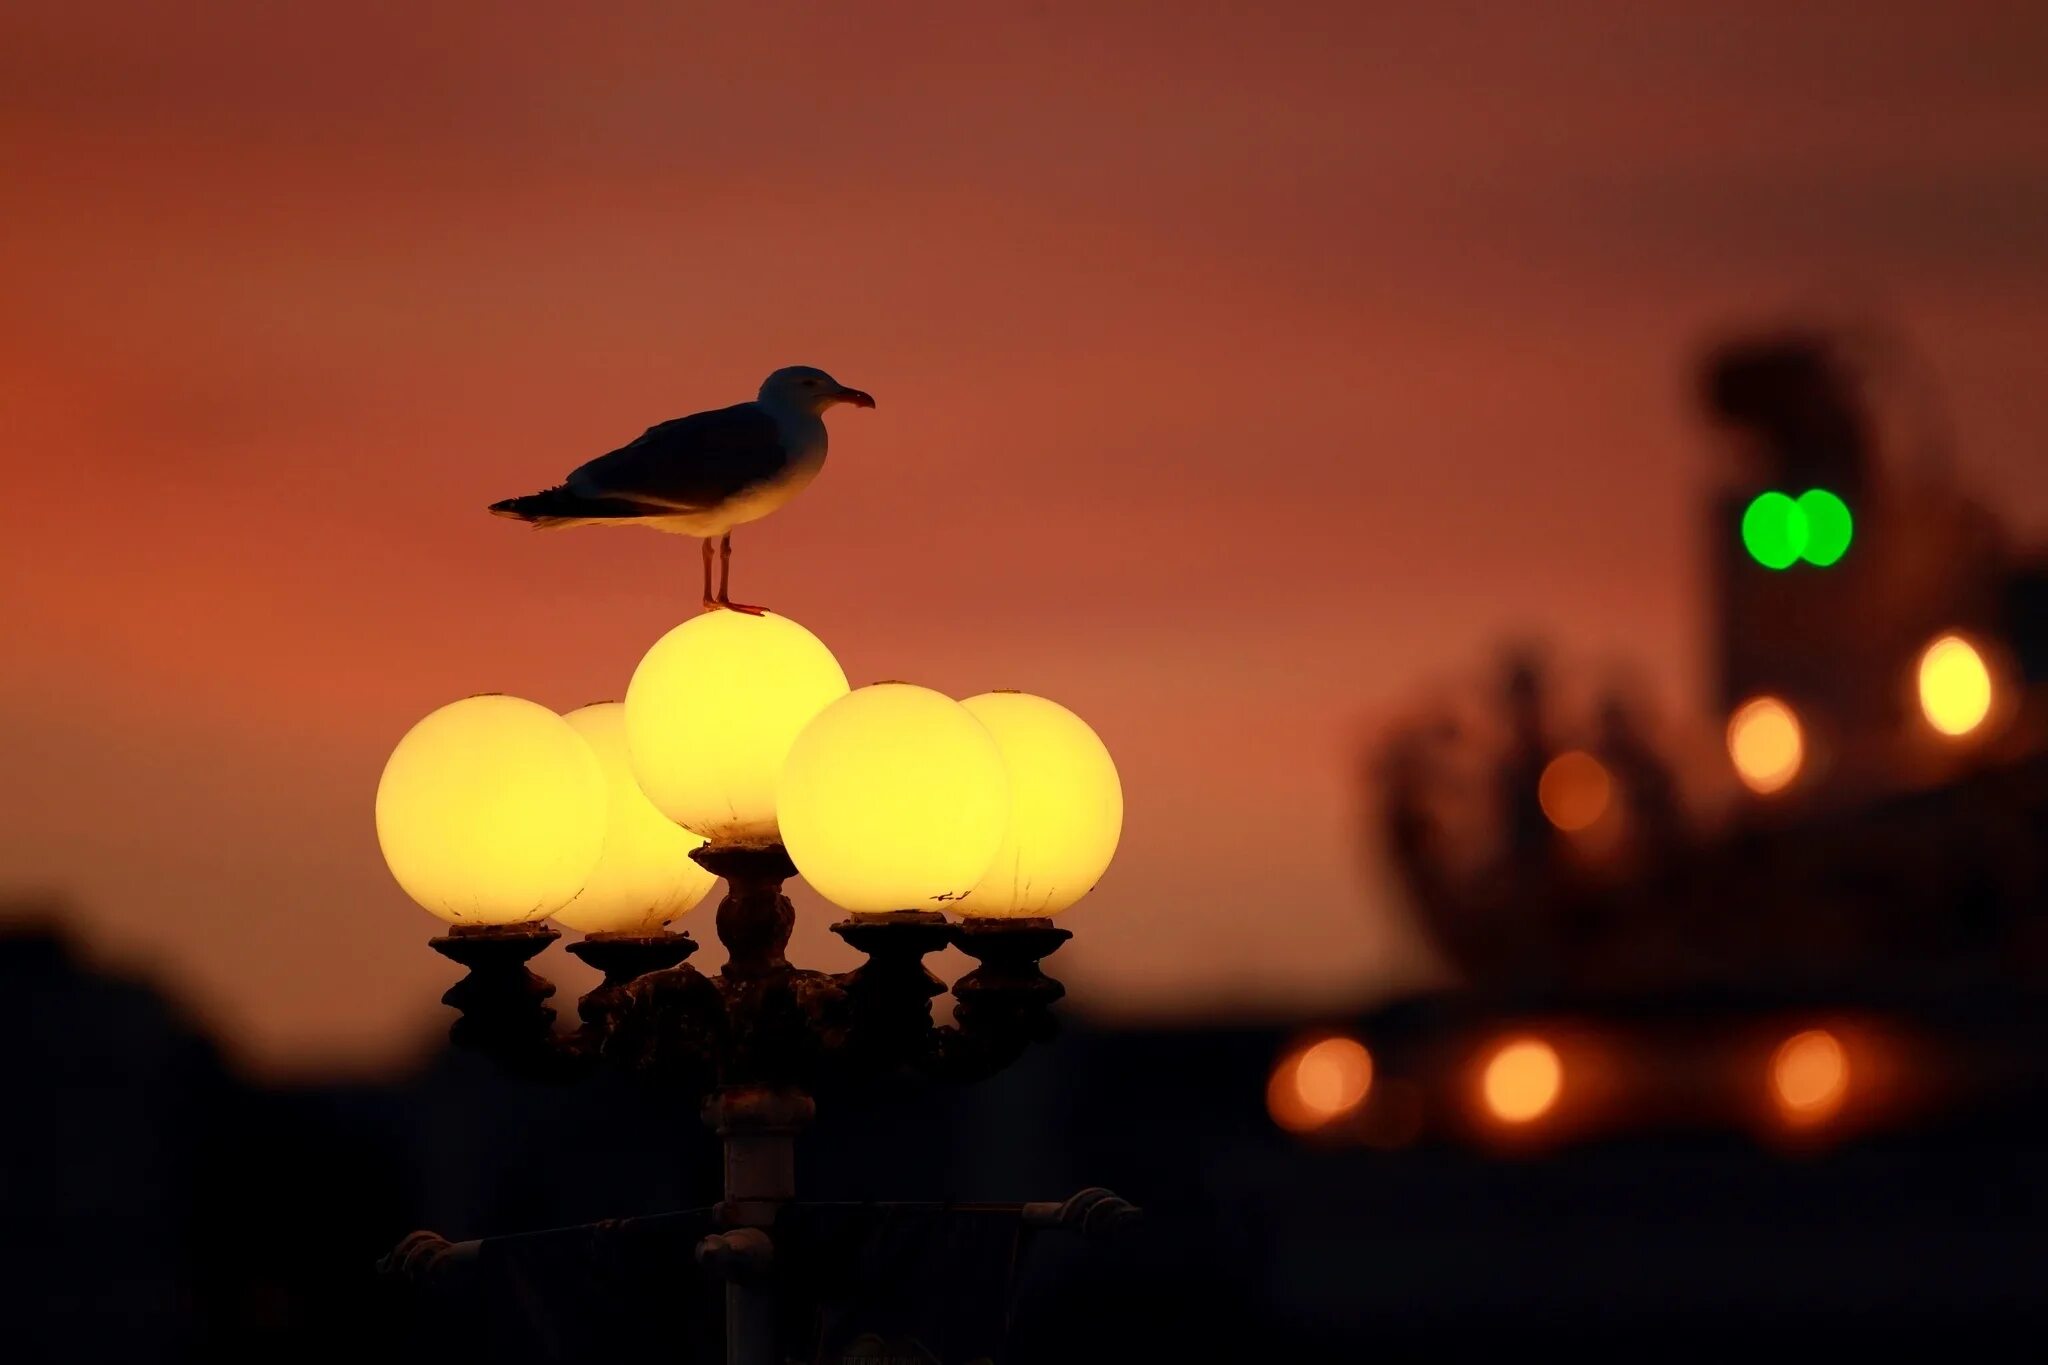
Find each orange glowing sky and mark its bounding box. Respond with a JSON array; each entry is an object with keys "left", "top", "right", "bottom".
[{"left": 4, "top": 3, "right": 2047, "bottom": 1071}]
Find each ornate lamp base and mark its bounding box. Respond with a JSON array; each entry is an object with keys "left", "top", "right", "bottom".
[
  {"left": 831, "top": 911, "right": 951, "bottom": 1068},
  {"left": 565, "top": 930, "right": 699, "bottom": 1031},
  {"left": 428, "top": 922, "right": 561, "bottom": 1057},
  {"left": 950, "top": 917, "right": 1072, "bottom": 1032},
  {"left": 692, "top": 844, "right": 799, "bottom": 980}
]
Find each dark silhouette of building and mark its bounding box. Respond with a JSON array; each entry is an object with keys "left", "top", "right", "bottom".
[{"left": 1380, "top": 324, "right": 2048, "bottom": 989}]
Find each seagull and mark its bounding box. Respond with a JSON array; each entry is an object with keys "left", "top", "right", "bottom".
[{"left": 489, "top": 366, "right": 874, "bottom": 613}]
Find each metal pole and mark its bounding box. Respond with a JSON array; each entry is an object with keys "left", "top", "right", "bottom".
[{"left": 698, "top": 1085, "right": 814, "bottom": 1365}]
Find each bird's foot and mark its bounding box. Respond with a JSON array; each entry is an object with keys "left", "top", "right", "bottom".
[
  {"left": 714, "top": 597, "right": 768, "bottom": 616},
  {"left": 700, "top": 594, "right": 720, "bottom": 615}
]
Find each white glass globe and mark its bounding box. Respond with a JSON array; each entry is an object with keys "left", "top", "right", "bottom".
[
  {"left": 954, "top": 691, "right": 1123, "bottom": 918},
  {"left": 778, "top": 683, "right": 1011, "bottom": 913},
  {"left": 375, "top": 694, "right": 607, "bottom": 925},
  {"left": 554, "top": 702, "right": 717, "bottom": 934},
  {"left": 624, "top": 611, "right": 849, "bottom": 846}
]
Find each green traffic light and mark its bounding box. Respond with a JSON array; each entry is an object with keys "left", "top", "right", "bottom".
[
  {"left": 1741, "top": 488, "right": 1853, "bottom": 569},
  {"left": 1741, "top": 491, "right": 1808, "bottom": 570},
  {"left": 1796, "top": 489, "right": 1853, "bottom": 566}
]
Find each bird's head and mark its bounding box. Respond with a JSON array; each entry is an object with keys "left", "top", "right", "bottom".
[{"left": 759, "top": 366, "right": 875, "bottom": 416}]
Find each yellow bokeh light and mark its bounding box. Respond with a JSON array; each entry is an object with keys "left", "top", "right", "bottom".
[
  {"left": 1727, "top": 695, "right": 1804, "bottom": 795},
  {"left": 554, "top": 703, "right": 717, "bottom": 935},
  {"left": 375, "top": 694, "right": 607, "bottom": 925},
  {"left": 779, "top": 683, "right": 1012, "bottom": 913},
  {"left": 1268, "top": 1035, "right": 1374, "bottom": 1134},
  {"left": 953, "top": 692, "right": 1123, "bottom": 918},
  {"left": 1771, "top": 1028, "right": 1849, "bottom": 1125},
  {"left": 624, "top": 612, "right": 848, "bottom": 847},
  {"left": 1537, "top": 750, "right": 1612, "bottom": 833},
  {"left": 1917, "top": 634, "right": 1993, "bottom": 737},
  {"left": 1480, "top": 1037, "right": 1563, "bottom": 1124}
]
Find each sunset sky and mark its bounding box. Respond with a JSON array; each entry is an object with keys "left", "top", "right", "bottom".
[{"left": 5, "top": 2, "right": 2047, "bottom": 1072}]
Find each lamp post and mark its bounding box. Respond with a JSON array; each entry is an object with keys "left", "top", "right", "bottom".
[{"left": 375, "top": 613, "right": 1130, "bottom": 1363}]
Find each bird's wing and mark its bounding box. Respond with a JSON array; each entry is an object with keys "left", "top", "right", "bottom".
[{"left": 566, "top": 403, "right": 787, "bottom": 511}]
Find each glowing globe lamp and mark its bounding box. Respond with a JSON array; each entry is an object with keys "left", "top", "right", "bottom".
[
  {"left": 376, "top": 694, "right": 607, "bottom": 925},
  {"left": 554, "top": 702, "right": 716, "bottom": 934},
  {"left": 952, "top": 691, "right": 1123, "bottom": 918},
  {"left": 624, "top": 611, "right": 849, "bottom": 847},
  {"left": 1727, "top": 695, "right": 1804, "bottom": 795},
  {"left": 1741, "top": 491, "right": 1808, "bottom": 570},
  {"left": 1917, "top": 633, "right": 1993, "bottom": 737},
  {"left": 1795, "top": 488, "right": 1853, "bottom": 566},
  {"left": 778, "top": 683, "right": 1011, "bottom": 913}
]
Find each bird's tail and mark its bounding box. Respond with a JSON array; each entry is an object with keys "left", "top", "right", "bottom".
[{"left": 489, "top": 486, "right": 601, "bottom": 528}]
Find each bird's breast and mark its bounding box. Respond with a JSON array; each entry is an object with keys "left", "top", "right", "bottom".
[{"left": 771, "top": 410, "right": 828, "bottom": 469}]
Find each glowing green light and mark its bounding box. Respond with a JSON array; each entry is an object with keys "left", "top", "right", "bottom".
[
  {"left": 1741, "top": 492, "right": 1808, "bottom": 570},
  {"left": 1796, "top": 489, "right": 1853, "bottom": 566}
]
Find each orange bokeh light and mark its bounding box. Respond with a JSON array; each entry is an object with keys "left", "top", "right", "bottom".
[
  {"left": 1479, "top": 1037, "right": 1563, "bottom": 1124},
  {"left": 1916, "top": 634, "right": 1994, "bottom": 738},
  {"left": 1771, "top": 1028, "right": 1849, "bottom": 1125},
  {"left": 1538, "top": 750, "right": 1612, "bottom": 832},
  {"left": 1268, "top": 1035, "right": 1374, "bottom": 1134},
  {"left": 1727, "top": 695, "right": 1804, "bottom": 795}
]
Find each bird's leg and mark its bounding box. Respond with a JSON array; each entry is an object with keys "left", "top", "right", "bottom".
[
  {"left": 715, "top": 532, "right": 766, "bottom": 615},
  {"left": 700, "top": 537, "right": 717, "bottom": 613}
]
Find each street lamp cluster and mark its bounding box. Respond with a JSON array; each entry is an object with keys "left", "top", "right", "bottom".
[
  {"left": 374, "top": 609, "right": 1124, "bottom": 1357},
  {"left": 376, "top": 608, "right": 1122, "bottom": 1070}
]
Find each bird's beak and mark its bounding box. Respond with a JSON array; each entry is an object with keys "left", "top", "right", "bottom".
[{"left": 836, "top": 387, "right": 876, "bottom": 409}]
